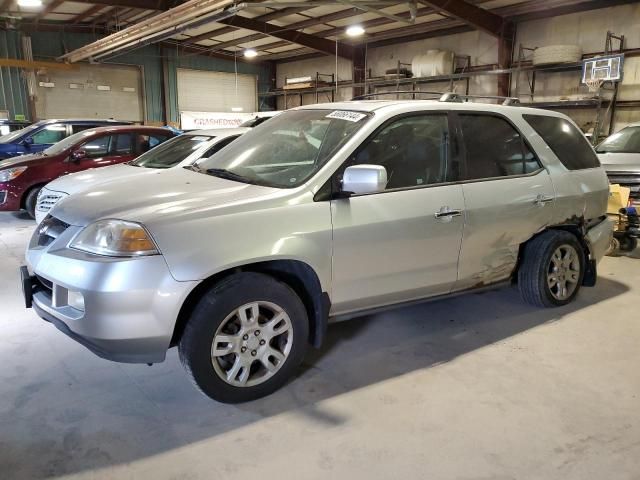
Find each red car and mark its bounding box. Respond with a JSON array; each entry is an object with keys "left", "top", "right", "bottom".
[{"left": 0, "top": 125, "right": 175, "bottom": 218}]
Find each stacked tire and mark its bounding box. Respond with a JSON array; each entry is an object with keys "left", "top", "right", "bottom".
[{"left": 532, "top": 45, "right": 582, "bottom": 66}]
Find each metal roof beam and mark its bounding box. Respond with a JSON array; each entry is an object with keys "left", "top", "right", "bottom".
[
  {"left": 217, "top": 14, "right": 355, "bottom": 58},
  {"left": 34, "top": 0, "right": 65, "bottom": 22},
  {"left": 72, "top": 4, "right": 107, "bottom": 23},
  {"left": 184, "top": 6, "right": 308, "bottom": 44},
  {"left": 417, "top": 0, "right": 506, "bottom": 37}
]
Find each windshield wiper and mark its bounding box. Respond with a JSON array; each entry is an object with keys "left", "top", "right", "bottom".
[{"left": 205, "top": 167, "right": 252, "bottom": 183}]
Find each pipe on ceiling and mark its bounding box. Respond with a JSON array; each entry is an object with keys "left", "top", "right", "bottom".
[
  {"left": 336, "top": 0, "right": 417, "bottom": 24},
  {"left": 60, "top": 0, "right": 238, "bottom": 63}
]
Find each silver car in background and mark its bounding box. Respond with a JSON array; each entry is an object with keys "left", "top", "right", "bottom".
[
  {"left": 35, "top": 128, "right": 249, "bottom": 223},
  {"left": 23, "top": 100, "right": 611, "bottom": 403},
  {"left": 596, "top": 122, "right": 640, "bottom": 201}
]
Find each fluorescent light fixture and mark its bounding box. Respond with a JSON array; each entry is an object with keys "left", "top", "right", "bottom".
[
  {"left": 231, "top": 107, "right": 243, "bottom": 112},
  {"left": 17, "top": 0, "right": 43, "bottom": 7},
  {"left": 346, "top": 25, "right": 365, "bottom": 37},
  {"left": 244, "top": 49, "right": 258, "bottom": 58}
]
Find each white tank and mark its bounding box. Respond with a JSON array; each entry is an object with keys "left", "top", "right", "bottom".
[{"left": 411, "top": 50, "right": 455, "bottom": 77}]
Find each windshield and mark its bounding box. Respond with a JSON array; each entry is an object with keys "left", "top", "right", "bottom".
[
  {"left": 131, "top": 134, "right": 213, "bottom": 168},
  {"left": 195, "top": 109, "right": 370, "bottom": 188},
  {"left": 0, "top": 121, "right": 44, "bottom": 143},
  {"left": 597, "top": 126, "right": 640, "bottom": 154}
]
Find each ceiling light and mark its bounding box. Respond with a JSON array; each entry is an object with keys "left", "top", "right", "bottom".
[
  {"left": 231, "top": 107, "right": 243, "bottom": 112},
  {"left": 244, "top": 49, "right": 258, "bottom": 58},
  {"left": 346, "top": 25, "right": 365, "bottom": 37},
  {"left": 17, "top": 0, "right": 43, "bottom": 7}
]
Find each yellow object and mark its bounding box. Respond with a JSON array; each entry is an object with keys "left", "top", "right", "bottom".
[{"left": 608, "top": 184, "right": 630, "bottom": 214}]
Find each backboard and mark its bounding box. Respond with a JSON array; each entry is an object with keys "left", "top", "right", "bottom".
[{"left": 582, "top": 54, "right": 624, "bottom": 84}]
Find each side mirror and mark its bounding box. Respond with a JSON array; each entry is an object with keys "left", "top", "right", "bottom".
[
  {"left": 23, "top": 137, "right": 34, "bottom": 146},
  {"left": 341, "top": 164, "right": 387, "bottom": 195},
  {"left": 71, "top": 149, "right": 87, "bottom": 161}
]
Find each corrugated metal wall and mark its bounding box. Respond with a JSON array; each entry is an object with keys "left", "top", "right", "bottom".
[
  {"left": 0, "top": 30, "right": 31, "bottom": 121},
  {"left": 3, "top": 31, "right": 276, "bottom": 124}
]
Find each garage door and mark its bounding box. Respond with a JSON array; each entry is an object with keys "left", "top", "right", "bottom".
[
  {"left": 34, "top": 64, "right": 143, "bottom": 122},
  {"left": 177, "top": 68, "right": 257, "bottom": 113}
]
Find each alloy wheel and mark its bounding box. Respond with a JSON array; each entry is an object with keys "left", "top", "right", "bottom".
[{"left": 210, "top": 301, "right": 293, "bottom": 387}]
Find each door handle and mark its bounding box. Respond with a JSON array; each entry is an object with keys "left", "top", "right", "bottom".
[
  {"left": 534, "top": 194, "right": 554, "bottom": 206},
  {"left": 434, "top": 206, "right": 463, "bottom": 219}
]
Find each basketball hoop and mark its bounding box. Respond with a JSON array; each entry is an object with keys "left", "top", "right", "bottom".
[{"left": 586, "top": 78, "right": 604, "bottom": 93}]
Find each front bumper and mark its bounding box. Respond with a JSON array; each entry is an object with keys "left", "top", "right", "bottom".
[
  {"left": 25, "top": 222, "right": 198, "bottom": 363},
  {"left": 0, "top": 182, "right": 21, "bottom": 211}
]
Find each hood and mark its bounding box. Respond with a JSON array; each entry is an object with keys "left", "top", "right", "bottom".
[
  {"left": 45, "top": 163, "right": 141, "bottom": 195},
  {"left": 597, "top": 152, "right": 640, "bottom": 173},
  {"left": 0, "top": 143, "right": 18, "bottom": 158},
  {"left": 0, "top": 152, "right": 50, "bottom": 170},
  {"left": 52, "top": 167, "right": 282, "bottom": 227}
]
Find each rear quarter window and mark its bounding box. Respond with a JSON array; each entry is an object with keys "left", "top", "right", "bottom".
[{"left": 523, "top": 114, "right": 600, "bottom": 170}]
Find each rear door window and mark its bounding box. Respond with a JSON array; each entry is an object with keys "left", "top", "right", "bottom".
[
  {"left": 136, "top": 133, "right": 172, "bottom": 153},
  {"left": 72, "top": 124, "right": 101, "bottom": 134},
  {"left": 459, "top": 114, "right": 541, "bottom": 180},
  {"left": 523, "top": 114, "right": 600, "bottom": 170},
  {"left": 112, "top": 134, "right": 134, "bottom": 155}
]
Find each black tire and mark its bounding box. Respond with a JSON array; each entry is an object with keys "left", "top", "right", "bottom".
[
  {"left": 617, "top": 234, "right": 637, "bottom": 252},
  {"left": 24, "top": 186, "right": 42, "bottom": 219},
  {"left": 179, "top": 272, "right": 309, "bottom": 403},
  {"left": 605, "top": 237, "right": 620, "bottom": 256},
  {"left": 518, "top": 230, "right": 585, "bottom": 308}
]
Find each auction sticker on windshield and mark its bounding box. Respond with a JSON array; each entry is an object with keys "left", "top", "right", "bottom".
[{"left": 326, "top": 111, "right": 367, "bottom": 122}]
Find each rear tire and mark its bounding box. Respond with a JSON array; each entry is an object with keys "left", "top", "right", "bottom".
[
  {"left": 518, "top": 230, "right": 585, "bottom": 308},
  {"left": 24, "top": 186, "right": 42, "bottom": 219},
  {"left": 179, "top": 272, "right": 309, "bottom": 403}
]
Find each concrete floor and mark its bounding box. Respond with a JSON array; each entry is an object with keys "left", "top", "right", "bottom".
[{"left": 1, "top": 212, "right": 639, "bottom": 480}]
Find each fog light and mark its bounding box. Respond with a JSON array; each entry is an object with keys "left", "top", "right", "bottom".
[{"left": 67, "top": 290, "right": 85, "bottom": 311}]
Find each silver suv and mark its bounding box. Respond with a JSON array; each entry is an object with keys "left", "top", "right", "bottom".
[{"left": 22, "top": 98, "right": 611, "bottom": 403}]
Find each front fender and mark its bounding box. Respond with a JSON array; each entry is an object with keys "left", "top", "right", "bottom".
[{"left": 150, "top": 200, "right": 333, "bottom": 294}]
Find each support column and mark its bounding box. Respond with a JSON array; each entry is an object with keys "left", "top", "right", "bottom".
[
  {"left": 352, "top": 45, "right": 367, "bottom": 99},
  {"left": 498, "top": 22, "right": 515, "bottom": 97}
]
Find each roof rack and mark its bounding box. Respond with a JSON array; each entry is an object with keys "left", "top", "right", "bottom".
[
  {"left": 352, "top": 90, "right": 521, "bottom": 106},
  {"left": 351, "top": 91, "right": 444, "bottom": 100},
  {"left": 438, "top": 92, "right": 520, "bottom": 106}
]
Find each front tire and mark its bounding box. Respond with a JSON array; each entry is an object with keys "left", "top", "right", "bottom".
[
  {"left": 518, "top": 230, "right": 585, "bottom": 308},
  {"left": 24, "top": 186, "right": 42, "bottom": 219},
  {"left": 179, "top": 272, "right": 309, "bottom": 403}
]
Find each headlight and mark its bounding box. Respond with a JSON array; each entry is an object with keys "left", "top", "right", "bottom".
[
  {"left": 0, "top": 166, "right": 28, "bottom": 182},
  {"left": 70, "top": 219, "right": 159, "bottom": 257}
]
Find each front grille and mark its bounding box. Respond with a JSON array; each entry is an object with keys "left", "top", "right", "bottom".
[
  {"left": 0, "top": 190, "right": 6, "bottom": 205},
  {"left": 36, "top": 191, "right": 67, "bottom": 214},
  {"left": 36, "top": 216, "right": 70, "bottom": 247}
]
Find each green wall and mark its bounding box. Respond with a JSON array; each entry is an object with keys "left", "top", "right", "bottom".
[
  {"left": 1, "top": 30, "right": 275, "bottom": 123},
  {"left": 0, "top": 30, "right": 31, "bottom": 121}
]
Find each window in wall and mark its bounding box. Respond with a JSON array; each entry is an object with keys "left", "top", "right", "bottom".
[
  {"left": 459, "top": 114, "right": 541, "bottom": 180},
  {"left": 523, "top": 114, "right": 600, "bottom": 170},
  {"left": 340, "top": 114, "right": 453, "bottom": 190}
]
